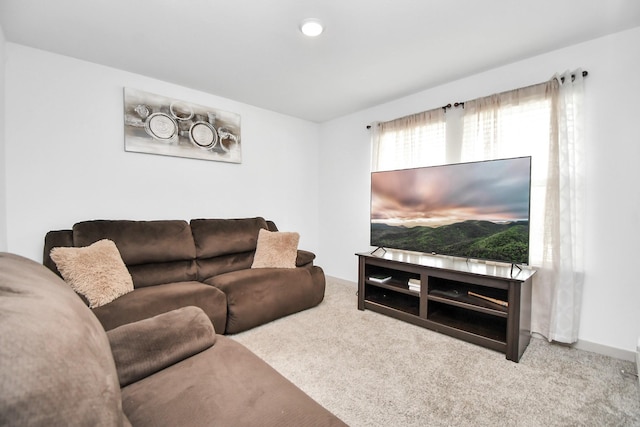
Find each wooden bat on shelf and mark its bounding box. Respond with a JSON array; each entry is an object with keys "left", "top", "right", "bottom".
[{"left": 467, "top": 291, "right": 508, "bottom": 308}]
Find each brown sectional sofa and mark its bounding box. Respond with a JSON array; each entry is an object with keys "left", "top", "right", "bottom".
[
  {"left": 0, "top": 252, "right": 346, "bottom": 426},
  {"left": 42, "top": 217, "right": 326, "bottom": 334}
]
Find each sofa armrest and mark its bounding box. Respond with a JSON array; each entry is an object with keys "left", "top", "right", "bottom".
[
  {"left": 43, "top": 229, "right": 74, "bottom": 276},
  {"left": 107, "top": 306, "right": 216, "bottom": 387},
  {"left": 265, "top": 220, "right": 314, "bottom": 267},
  {"left": 296, "top": 249, "right": 316, "bottom": 267}
]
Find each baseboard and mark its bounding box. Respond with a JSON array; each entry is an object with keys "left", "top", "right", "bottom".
[
  {"left": 637, "top": 337, "right": 640, "bottom": 385},
  {"left": 565, "top": 337, "right": 635, "bottom": 363},
  {"left": 326, "top": 275, "right": 357, "bottom": 287},
  {"left": 530, "top": 333, "right": 636, "bottom": 362}
]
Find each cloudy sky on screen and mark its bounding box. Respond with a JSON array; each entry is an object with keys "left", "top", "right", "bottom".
[{"left": 371, "top": 157, "right": 531, "bottom": 228}]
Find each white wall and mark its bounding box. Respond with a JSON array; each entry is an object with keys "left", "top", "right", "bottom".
[
  {"left": 4, "top": 44, "right": 321, "bottom": 262},
  {"left": 0, "top": 25, "right": 7, "bottom": 251},
  {"left": 318, "top": 26, "right": 640, "bottom": 355}
]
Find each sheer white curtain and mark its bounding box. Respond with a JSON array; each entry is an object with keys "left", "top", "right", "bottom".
[
  {"left": 371, "top": 108, "right": 446, "bottom": 171},
  {"left": 461, "top": 71, "right": 585, "bottom": 343},
  {"left": 545, "top": 70, "right": 585, "bottom": 342}
]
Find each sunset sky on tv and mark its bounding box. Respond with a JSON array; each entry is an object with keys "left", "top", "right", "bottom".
[{"left": 371, "top": 157, "right": 531, "bottom": 228}]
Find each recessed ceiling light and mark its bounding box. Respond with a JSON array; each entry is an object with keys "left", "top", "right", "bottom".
[{"left": 300, "top": 19, "right": 324, "bottom": 37}]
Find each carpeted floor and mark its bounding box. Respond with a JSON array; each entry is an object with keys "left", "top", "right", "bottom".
[{"left": 231, "top": 277, "right": 640, "bottom": 426}]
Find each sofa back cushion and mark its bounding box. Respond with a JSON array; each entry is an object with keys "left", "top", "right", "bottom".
[
  {"left": 0, "top": 253, "right": 127, "bottom": 426},
  {"left": 190, "top": 217, "right": 268, "bottom": 279},
  {"left": 73, "top": 220, "right": 197, "bottom": 288}
]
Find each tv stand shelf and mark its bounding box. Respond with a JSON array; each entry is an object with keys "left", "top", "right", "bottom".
[{"left": 357, "top": 250, "right": 535, "bottom": 362}]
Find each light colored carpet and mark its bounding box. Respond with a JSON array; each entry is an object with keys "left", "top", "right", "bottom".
[{"left": 231, "top": 277, "right": 640, "bottom": 426}]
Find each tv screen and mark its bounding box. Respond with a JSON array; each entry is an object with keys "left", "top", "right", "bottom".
[{"left": 370, "top": 156, "right": 531, "bottom": 265}]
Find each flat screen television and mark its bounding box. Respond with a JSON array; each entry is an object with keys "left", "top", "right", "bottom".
[{"left": 370, "top": 156, "right": 531, "bottom": 265}]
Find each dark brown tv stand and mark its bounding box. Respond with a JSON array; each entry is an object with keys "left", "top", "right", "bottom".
[{"left": 356, "top": 250, "right": 535, "bottom": 362}]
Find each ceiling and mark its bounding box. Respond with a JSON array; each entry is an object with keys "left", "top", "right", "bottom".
[{"left": 1, "top": 0, "right": 640, "bottom": 123}]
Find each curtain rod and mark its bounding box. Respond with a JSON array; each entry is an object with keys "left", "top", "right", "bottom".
[
  {"left": 366, "top": 70, "right": 588, "bottom": 129},
  {"left": 440, "top": 71, "right": 588, "bottom": 112}
]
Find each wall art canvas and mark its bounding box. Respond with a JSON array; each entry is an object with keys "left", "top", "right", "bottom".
[{"left": 123, "top": 88, "right": 241, "bottom": 163}]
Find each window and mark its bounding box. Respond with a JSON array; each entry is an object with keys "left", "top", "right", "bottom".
[
  {"left": 372, "top": 108, "right": 446, "bottom": 171},
  {"left": 371, "top": 71, "right": 585, "bottom": 343}
]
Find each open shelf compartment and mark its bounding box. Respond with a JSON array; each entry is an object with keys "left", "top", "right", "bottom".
[
  {"left": 427, "top": 301, "right": 507, "bottom": 343},
  {"left": 365, "top": 284, "right": 420, "bottom": 316},
  {"left": 364, "top": 264, "right": 421, "bottom": 295},
  {"left": 428, "top": 276, "right": 508, "bottom": 315}
]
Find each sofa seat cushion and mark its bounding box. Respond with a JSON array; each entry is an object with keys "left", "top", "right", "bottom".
[
  {"left": 204, "top": 267, "right": 325, "bottom": 334},
  {"left": 108, "top": 307, "right": 216, "bottom": 387},
  {"left": 92, "top": 281, "right": 227, "bottom": 333},
  {"left": 120, "top": 335, "right": 346, "bottom": 427}
]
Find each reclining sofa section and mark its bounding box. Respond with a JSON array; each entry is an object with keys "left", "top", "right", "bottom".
[
  {"left": 43, "top": 217, "right": 326, "bottom": 334},
  {"left": 1, "top": 252, "right": 346, "bottom": 426}
]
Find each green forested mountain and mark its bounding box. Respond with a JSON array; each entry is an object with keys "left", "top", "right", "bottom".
[{"left": 371, "top": 220, "right": 529, "bottom": 264}]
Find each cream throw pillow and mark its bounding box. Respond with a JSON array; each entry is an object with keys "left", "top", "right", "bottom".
[
  {"left": 50, "top": 239, "right": 134, "bottom": 308},
  {"left": 251, "top": 229, "right": 300, "bottom": 269}
]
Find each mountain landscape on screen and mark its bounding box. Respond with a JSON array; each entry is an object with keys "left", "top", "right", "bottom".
[{"left": 370, "top": 157, "right": 531, "bottom": 265}]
